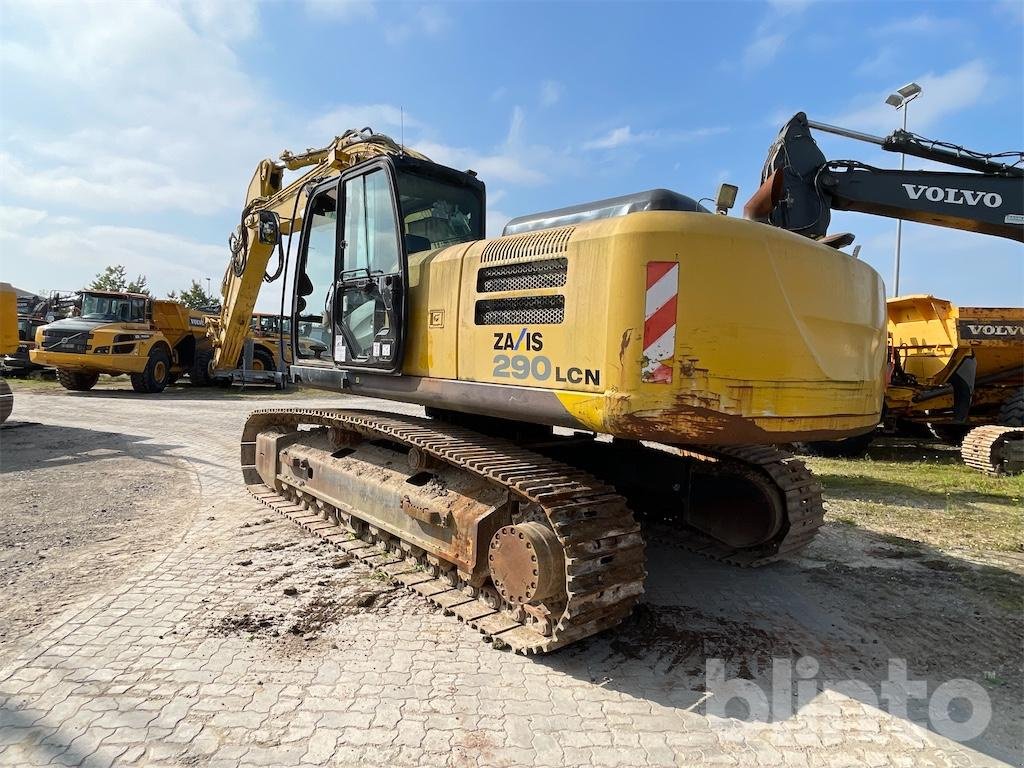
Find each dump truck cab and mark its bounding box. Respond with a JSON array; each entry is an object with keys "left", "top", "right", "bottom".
[{"left": 31, "top": 290, "right": 212, "bottom": 393}]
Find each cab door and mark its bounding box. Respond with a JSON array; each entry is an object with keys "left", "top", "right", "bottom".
[{"left": 334, "top": 163, "right": 407, "bottom": 373}]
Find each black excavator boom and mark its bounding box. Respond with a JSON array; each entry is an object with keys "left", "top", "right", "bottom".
[{"left": 745, "top": 112, "right": 1023, "bottom": 242}]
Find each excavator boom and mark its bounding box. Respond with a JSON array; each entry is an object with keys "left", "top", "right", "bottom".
[
  {"left": 209, "top": 129, "right": 427, "bottom": 375},
  {"left": 745, "top": 112, "right": 1023, "bottom": 242}
]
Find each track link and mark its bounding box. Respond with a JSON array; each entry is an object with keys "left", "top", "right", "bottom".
[
  {"left": 961, "top": 426, "right": 1024, "bottom": 476},
  {"left": 241, "top": 408, "right": 645, "bottom": 654}
]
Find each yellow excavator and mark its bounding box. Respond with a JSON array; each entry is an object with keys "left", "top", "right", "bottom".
[{"left": 216, "top": 128, "right": 886, "bottom": 653}]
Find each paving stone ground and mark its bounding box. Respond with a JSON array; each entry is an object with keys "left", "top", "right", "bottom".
[{"left": 0, "top": 388, "right": 1018, "bottom": 767}]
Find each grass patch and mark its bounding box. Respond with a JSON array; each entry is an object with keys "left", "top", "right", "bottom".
[{"left": 809, "top": 447, "right": 1024, "bottom": 553}]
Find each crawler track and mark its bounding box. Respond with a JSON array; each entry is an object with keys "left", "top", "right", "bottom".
[
  {"left": 242, "top": 408, "right": 645, "bottom": 654},
  {"left": 961, "top": 425, "right": 1024, "bottom": 476},
  {"left": 662, "top": 444, "right": 825, "bottom": 567},
  {"left": 240, "top": 409, "right": 825, "bottom": 652}
]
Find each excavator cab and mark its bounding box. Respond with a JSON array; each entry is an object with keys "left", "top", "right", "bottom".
[{"left": 292, "top": 155, "right": 484, "bottom": 381}]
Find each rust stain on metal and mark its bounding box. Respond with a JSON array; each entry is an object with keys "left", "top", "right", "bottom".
[{"left": 618, "top": 328, "right": 632, "bottom": 366}]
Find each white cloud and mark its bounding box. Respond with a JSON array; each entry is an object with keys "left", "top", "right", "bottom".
[
  {"left": 412, "top": 108, "right": 551, "bottom": 186},
  {"left": 766, "top": 0, "right": 815, "bottom": 13},
  {"left": 176, "top": 0, "right": 259, "bottom": 41},
  {"left": 872, "top": 14, "right": 960, "bottom": 36},
  {"left": 0, "top": 215, "right": 225, "bottom": 298},
  {"left": 303, "top": 0, "right": 376, "bottom": 22},
  {"left": 311, "top": 104, "right": 420, "bottom": 136},
  {"left": 581, "top": 125, "right": 728, "bottom": 151},
  {"left": 829, "top": 59, "right": 993, "bottom": 134},
  {"left": 540, "top": 80, "right": 563, "bottom": 107},
  {"left": 384, "top": 5, "right": 451, "bottom": 45},
  {"left": 414, "top": 140, "right": 546, "bottom": 186},
  {"left": 0, "top": 0, "right": 286, "bottom": 217},
  {"left": 995, "top": 0, "right": 1024, "bottom": 24},
  {"left": 742, "top": 32, "right": 786, "bottom": 70},
  {"left": 0, "top": 205, "right": 49, "bottom": 233},
  {"left": 583, "top": 127, "right": 647, "bottom": 151}
]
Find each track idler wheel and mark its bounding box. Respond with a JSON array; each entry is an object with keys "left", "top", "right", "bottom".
[{"left": 488, "top": 522, "right": 565, "bottom": 605}]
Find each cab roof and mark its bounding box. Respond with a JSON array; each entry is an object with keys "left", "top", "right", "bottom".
[{"left": 81, "top": 289, "right": 150, "bottom": 300}]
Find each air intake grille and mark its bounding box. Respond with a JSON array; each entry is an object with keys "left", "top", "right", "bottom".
[
  {"left": 480, "top": 226, "right": 574, "bottom": 264},
  {"left": 477, "top": 257, "right": 567, "bottom": 293},
  {"left": 475, "top": 296, "right": 565, "bottom": 326}
]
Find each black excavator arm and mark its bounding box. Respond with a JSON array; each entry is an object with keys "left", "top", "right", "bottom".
[{"left": 745, "top": 112, "right": 1024, "bottom": 242}]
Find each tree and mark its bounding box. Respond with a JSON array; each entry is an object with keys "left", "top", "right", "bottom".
[
  {"left": 88, "top": 265, "right": 150, "bottom": 295},
  {"left": 168, "top": 280, "right": 219, "bottom": 310}
]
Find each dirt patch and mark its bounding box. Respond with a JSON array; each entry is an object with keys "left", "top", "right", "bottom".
[
  {"left": 210, "top": 542, "right": 408, "bottom": 648},
  {"left": 595, "top": 604, "right": 796, "bottom": 676},
  {"left": 0, "top": 421, "right": 196, "bottom": 664}
]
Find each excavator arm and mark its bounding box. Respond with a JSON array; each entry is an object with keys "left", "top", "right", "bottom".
[
  {"left": 745, "top": 112, "right": 1024, "bottom": 243},
  {"left": 209, "top": 128, "right": 428, "bottom": 375}
]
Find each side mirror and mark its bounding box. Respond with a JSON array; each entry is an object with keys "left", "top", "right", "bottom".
[{"left": 715, "top": 183, "right": 739, "bottom": 215}]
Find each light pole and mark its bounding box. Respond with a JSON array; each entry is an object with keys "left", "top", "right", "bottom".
[
  {"left": 885, "top": 82, "right": 922, "bottom": 297},
  {"left": 205, "top": 277, "right": 212, "bottom": 299}
]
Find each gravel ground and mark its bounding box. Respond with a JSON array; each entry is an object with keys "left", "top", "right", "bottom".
[
  {"left": 0, "top": 383, "right": 1021, "bottom": 766},
  {"left": 0, "top": 419, "right": 198, "bottom": 666}
]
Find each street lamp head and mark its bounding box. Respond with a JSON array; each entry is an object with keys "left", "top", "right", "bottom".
[
  {"left": 897, "top": 82, "right": 922, "bottom": 99},
  {"left": 887, "top": 82, "right": 923, "bottom": 109}
]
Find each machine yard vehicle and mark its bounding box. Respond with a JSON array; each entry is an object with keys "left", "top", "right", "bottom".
[
  {"left": 748, "top": 112, "right": 1023, "bottom": 474},
  {"left": 251, "top": 312, "right": 330, "bottom": 366},
  {"left": 217, "top": 127, "right": 886, "bottom": 653},
  {"left": 3, "top": 291, "right": 77, "bottom": 375},
  {"left": 31, "top": 290, "right": 213, "bottom": 393},
  {"left": 0, "top": 283, "right": 18, "bottom": 422}
]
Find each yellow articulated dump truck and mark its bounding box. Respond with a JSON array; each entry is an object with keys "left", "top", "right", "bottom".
[
  {"left": 250, "top": 312, "right": 330, "bottom": 368},
  {"left": 30, "top": 290, "right": 213, "bottom": 393},
  {"left": 887, "top": 295, "right": 1023, "bottom": 474},
  {"left": 0, "top": 283, "right": 19, "bottom": 422}
]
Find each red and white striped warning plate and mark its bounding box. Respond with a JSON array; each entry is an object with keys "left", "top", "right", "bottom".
[{"left": 642, "top": 262, "right": 678, "bottom": 383}]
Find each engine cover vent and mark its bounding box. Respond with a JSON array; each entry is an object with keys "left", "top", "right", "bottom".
[
  {"left": 480, "top": 227, "right": 574, "bottom": 264},
  {"left": 477, "top": 257, "right": 568, "bottom": 293},
  {"left": 475, "top": 295, "right": 565, "bottom": 326}
]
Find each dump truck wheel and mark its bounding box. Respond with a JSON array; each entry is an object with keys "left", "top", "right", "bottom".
[
  {"left": 998, "top": 389, "right": 1024, "bottom": 427},
  {"left": 191, "top": 348, "right": 214, "bottom": 386},
  {"left": 253, "top": 346, "right": 276, "bottom": 372},
  {"left": 796, "top": 430, "right": 874, "bottom": 458},
  {"left": 56, "top": 369, "right": 100, "bottom": 392},
  {"left": 0, "top": 379, "right": 12, "bottom": 424},
  {"left": 131, "top": 346, "right": 172, "bottom": 393},
  {"left": 238, "top": 346, "right": 277, "bottom": 373},
  {"left": 927, "top": 423, "right": 971, "bottom": 446}
]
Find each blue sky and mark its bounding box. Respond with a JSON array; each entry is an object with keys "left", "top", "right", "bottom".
[{"left": 1, "top": 0, "right": 1021, "bottom": 309}]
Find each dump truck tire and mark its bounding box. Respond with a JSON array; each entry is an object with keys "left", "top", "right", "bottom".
[
  {"left": 0, "top": 379, "right": 12, "bottom": 424},
  {"left": 191, "top": 348, "right": 213, "bottom": 386},
  {"left": 237, "top": 346, "right": 277, "bottom": 373},
  {"left": 57, "top": 369, "right": 99, "bottom": 392},
  {"left": 253, "top": 346, "right": 276, "bottom": 373},
  {"left": 998, "top": 389, "right": 1024, "bottom": 427},
  {"left": 131, "top": 346, "right": 172, "bottom": 393}
]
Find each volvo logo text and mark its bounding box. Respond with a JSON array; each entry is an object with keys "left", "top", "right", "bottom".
[{"left": 902, "top": 185, "right": 1003, "bottom": 208}]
